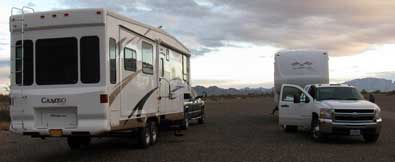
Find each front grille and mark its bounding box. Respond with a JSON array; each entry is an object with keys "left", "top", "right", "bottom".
[
  {"left": 334, "top": 109, "right": 374, "bottom": 113},
  {"left": 333, "top": 109, "right": 375, "bottom": 122},
  {"left": 335, "top": 116, "right": 374, "bottom": 121}
]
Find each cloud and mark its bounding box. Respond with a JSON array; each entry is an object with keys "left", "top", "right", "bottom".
[{"left": 56, "top": 0, "right": 395, "bottom": 56}]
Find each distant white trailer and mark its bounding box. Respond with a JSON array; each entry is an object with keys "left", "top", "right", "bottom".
[
  {"left": 273, "top": 50, "right": 329, "bottom": 106},
  {"left": 9, "top": 8, "right": 192, "bottom": 149}
]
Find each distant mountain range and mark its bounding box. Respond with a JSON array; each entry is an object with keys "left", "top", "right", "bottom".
[
  {"left": 344, "top": 77, "right": 395, "bottom": 92},
  {"left": 193, "top": 86, "right": 272, "bottom": 96},
  {"left": 193, "top": 77, "right": 395, "bottom": 96}
]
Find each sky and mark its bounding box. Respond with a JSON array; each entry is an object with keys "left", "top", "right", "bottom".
[{"left": 1, "top": 0, "right": 395, "bottom": 90}]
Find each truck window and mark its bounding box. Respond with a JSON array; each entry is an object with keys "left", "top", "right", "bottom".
[
  {"left": 317, "top": 87, "right": 363, "bottom": 101},
  {"left": 124, "top": 47, "right": 137, "bottom": 71},
  {"left": 142, "top": 41, "right": 153, "bottom": 74},
  {"left": 282, "top": 86, "right": 307, "bottom": 102},
  {"left": 15, "top": 40, "right": 33, "bottom": 86},
  {"left": 80, "top": 36, "right": 100, "bottom": 83},
  {"left": 109, "top": 38, "right": 117, "bottom": 84},
  {"left": 36, "top": 37, "right": 78, "bottom": 85}
]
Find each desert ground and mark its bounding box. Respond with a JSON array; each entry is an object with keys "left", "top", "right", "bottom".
[{"left": 0, "top": 95, "right": 394, "bottom": 162}]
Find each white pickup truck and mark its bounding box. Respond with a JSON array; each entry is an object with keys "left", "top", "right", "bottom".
[
  {"left": 274, "top": 50, "right": 382, "bottom": 142},
  {"left": 279, "top": 83, "right": 382, "bottom": 142}
]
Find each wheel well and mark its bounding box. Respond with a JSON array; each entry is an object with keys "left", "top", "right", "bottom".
[{"left": 147, "top": 116, "right": 159, "bottom": 124}]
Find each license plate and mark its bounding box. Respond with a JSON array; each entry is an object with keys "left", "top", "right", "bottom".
[
  {"left": 49, "top": 129, "right": 63, "bottom": 137},
  {"left": 350, "top": 129, "right": 361, "bottom": 136}
]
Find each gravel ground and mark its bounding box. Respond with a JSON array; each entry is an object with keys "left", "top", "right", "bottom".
[{"left": 0, "top": 95, "right": 394, "bottom": 162}]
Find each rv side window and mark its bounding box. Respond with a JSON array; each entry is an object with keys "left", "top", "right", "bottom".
[
  {"left": 182, "top": 55, "right": 189, "bottom": 82},
  {"left": 142, "top": 41, "right": 153, "bottom": 74},
  {"left": 160, "top": 58, "right": 164, "bottom": 77},
  {"left": 80, "top": 36, "right": 100, "bottom": 83},
  {"left": 15, "top": 40, "right": 33, "bottom": 86},
  {"left": 124, "top": 47, "right": 137, "bottom": 71},
  {"left": 109, "top": 38, "right": 117, "bottom": 84},
  {"left": 36, "top": 37, "right": 78, "bottom": 85}
]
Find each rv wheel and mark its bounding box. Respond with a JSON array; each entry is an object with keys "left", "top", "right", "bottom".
[
  {"left": 137, "top": 122, "right": 151, "bottom": 148},
  {"left": 149, "top": 120, "right": 158, "bottom": 145}
]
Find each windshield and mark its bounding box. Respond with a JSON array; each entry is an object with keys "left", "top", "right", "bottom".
[{"left": 316, "top": 87, "right": 364, "bottom": 101}]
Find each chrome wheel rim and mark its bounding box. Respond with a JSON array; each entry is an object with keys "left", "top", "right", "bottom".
[
  {"left": 151, "top": 123, "right": 157, "bottom": 143},
  {"left": 145, "top": 127, "right": 150, "bottom": 144}
]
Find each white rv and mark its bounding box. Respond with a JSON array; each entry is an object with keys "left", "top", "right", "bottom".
[{"left": 9, "top": 8, "right": 193, "bottom": 149}]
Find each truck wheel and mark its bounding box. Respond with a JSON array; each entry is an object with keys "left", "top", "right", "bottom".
[
  {"left": 363, "top": 134, "right": 379, "bottom": 143},
  {"left": 311, "top": 118, "right": 327, "bottom": 141},
  {"left": 181, "top": 112, "right": 189, "bottom": 130},
  {"left": 149, "top": 120, "right": 158, "bottom": 145},
  {"left": 198, "top": 108, "right": 205, "bottom": 124},
  {"left": 137, "top": 121, "right": 151, "bottom": 148}
]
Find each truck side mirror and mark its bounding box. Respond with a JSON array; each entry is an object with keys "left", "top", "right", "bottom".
[{"left": 293, "top": 95, "right": 301, "bottom": 104}]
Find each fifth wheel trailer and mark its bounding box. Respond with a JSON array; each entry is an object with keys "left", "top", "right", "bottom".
[
  {"left": 273, "top": 50, "right": 329, "bottom": 106},
  {"left": 9, "top": 8, "right": 195, "bottom": 149}
]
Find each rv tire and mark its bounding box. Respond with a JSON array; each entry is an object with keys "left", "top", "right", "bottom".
[
  {"left": 149, "top": 120, "right": 158, "bottom": 145},
  {"left": 137, "top": 121, "right": 151, "bottom": 149}
]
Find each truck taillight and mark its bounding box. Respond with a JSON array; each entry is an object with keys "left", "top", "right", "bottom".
[{"left": 100, "top": 94, "right": 108, "bottom": 103}]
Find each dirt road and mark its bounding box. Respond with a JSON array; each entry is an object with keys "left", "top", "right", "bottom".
[{"left": 0, "top": 96, "right": 394, "bottom": 162}]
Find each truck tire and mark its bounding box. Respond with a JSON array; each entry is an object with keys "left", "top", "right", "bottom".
[
  {"left": 137, "top": 121, "right": 151, "bottom": 148},
  {"left": 181, "top": 112, "right": 189, "bottom": 130},
  {"left": 283, "top": 125, "right": 297, "bottom": 132},
  {"left": 311, "top": 117, "right": 327, "bottom": 141},
  {"left": 363, "top": 133, "right": 379, "bottom": 143},
  {"left": 198, "top": 108, "right": 205, "bottom": 124},
  {"left": 149, "top": 120, "right": 158, "bottom": 145}
]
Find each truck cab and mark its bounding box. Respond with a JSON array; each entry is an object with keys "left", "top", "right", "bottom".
[{"left": 279, "top": 84, "right": 382, "bottom": 142}]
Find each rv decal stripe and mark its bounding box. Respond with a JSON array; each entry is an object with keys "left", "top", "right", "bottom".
[
  {"left": 109, "top": 69, "right": 142, "bottom": 105},
  {"left": 124, "top": 87, "right": 158, "bottom": 126}
]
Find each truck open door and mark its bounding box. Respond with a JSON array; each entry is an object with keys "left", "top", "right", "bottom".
[{"left": 279, "top": 84, "right": 313, "bottom": 128}]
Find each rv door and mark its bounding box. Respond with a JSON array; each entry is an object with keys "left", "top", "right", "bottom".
[{"left": 278, "top": 84, "right": 313, "bottom": 127}]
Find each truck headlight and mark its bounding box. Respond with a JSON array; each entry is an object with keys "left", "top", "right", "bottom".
[
  {"left": 319, "top": 108, "right": 333, "bottom": 119},
  {"left": 375, "top": 108, "right": 381, "bottom": 119}
]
